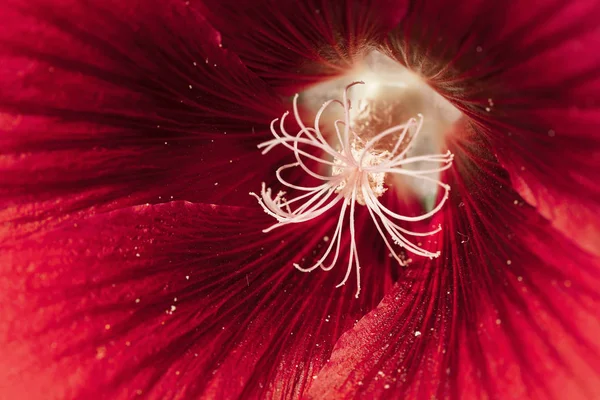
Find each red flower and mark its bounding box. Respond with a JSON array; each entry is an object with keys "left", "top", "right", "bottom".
[{"left": 1, "top": 0, "right": 599, "bottom": 399}]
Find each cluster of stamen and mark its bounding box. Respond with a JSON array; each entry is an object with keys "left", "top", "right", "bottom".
[{"left": 250, "top": 82, "right": 454, "bottom": 297}]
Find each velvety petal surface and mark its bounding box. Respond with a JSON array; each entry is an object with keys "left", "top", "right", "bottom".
[
  {"left": 0, "top": 199, "right": 413, "bottom": 399},
  {"left": 198, "top": 0, "right": 407, "bottom": 94},
  {"left": 0, "top": 0, "right": 284, "bottom": 240},
  {"left": 309, "top": 128, "right": 600, "bottom": 399},
  {"left": 381, "top": 0, "right": 600, "bottom": 253}
]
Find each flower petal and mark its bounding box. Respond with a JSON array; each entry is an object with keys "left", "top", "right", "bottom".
[
  {"left": 381, "top": 0, "right": 600, "bottom": 252},
  {"left": 0, "top": 201, "right": 403, "bottom": 399},
  {"left": 0, "top": 0, "right": 283, "bottom": 235},
  {"left": 308, "top": 129, "right": 600, "bottom": 399},
  {"left": 198, "top": 0, "right": 407, "bottom": 94},
  {"left": 501, "top": 152, "right": 600, "bottom": 256}
]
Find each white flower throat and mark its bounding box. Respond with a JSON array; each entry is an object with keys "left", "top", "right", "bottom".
[{"left": 250, "top": 82, "right": 454, "bottom": 298}]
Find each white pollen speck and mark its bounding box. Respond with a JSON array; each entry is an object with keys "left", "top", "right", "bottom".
[
  {"left": 188, "top": 85, "right": 192, "bottom": 89},
  {"left": 135, "top": 298, "right": 140, "bottom": 303},
  {"left": 506, "top": 260, "right": 512, "bottom": 265},
  {"left": 96, "top": 346, "right": 107, "bottom": 360},
  {"left": 496, "top": 319, "right": 502, "bottom": 325},
  {"left": 517, "top": 276, "right": 523, "bottom": 282},
  {"left": 485, "top": 107, "right": 491, "bottom": 112},
  {"left": 414, "top": 331, "right": 421, "bottom": 337},
  {"left": 170, "top": 305, "right": 176, "bottom": 312},
  {"left": 135, "top": 253, "right": 140, "bottom": 257},
  {"left": 193, "top": 61, "right": 197, "bottom": 66},
  {"left": 185, "top": 275, "right": 190, "bottom": 280},
  {"left": 312, "top": 375, "right": 318, "bottom": 379},
  {"left": 384, "top": 384, "right": 390, "bottom": 389},
  {"left": 214, "top": 182, "right": 219, "bottom": 186},
  {"left": 323, "top": 236, "right": 330, "bottom": 242}
]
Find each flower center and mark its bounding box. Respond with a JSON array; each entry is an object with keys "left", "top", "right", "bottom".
[
  {"left": 251, "top": 78, "right": 455, "bottom": 298},
  {"left": 331, "top": 142, "right": 389, "bottom": 205},
  {"left": 303, "top": 51, "right": 461, "bottom": 210}
]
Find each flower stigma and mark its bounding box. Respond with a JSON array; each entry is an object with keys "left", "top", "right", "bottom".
[{"left": 250, "top": 82, "right": 454, "bottom": 298}]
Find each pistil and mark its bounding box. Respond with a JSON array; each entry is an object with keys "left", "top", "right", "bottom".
[{"left": 251, "top": 82, "right": 453, "bottom": 297}]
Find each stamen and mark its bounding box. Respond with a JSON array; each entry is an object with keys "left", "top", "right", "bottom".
[{"left": 250, "top": 82, "right": 454, "bottom": 298}]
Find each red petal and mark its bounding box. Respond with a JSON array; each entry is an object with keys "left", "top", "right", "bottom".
[
  {"left": 0, "top": 0, "right": 283, "bottom": 233},
  {"left": 0, "top": 201, "right": 403, "bottom": 399},
  {"left": 503, "top": 159, "right": 600, "bottom": 256},
  {"left": 198, "top": 0, "right": 407, "bottom": 94},
  {"left": 308, "top": 130, "right": 600, "bottom": 399},
  {"left": 381, "top": 0, "right": 600, "bottom": 251}
]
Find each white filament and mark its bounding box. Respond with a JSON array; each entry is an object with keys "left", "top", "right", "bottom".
[{"left": 250, "top": 82, "right": 453, "bottom": 298}]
